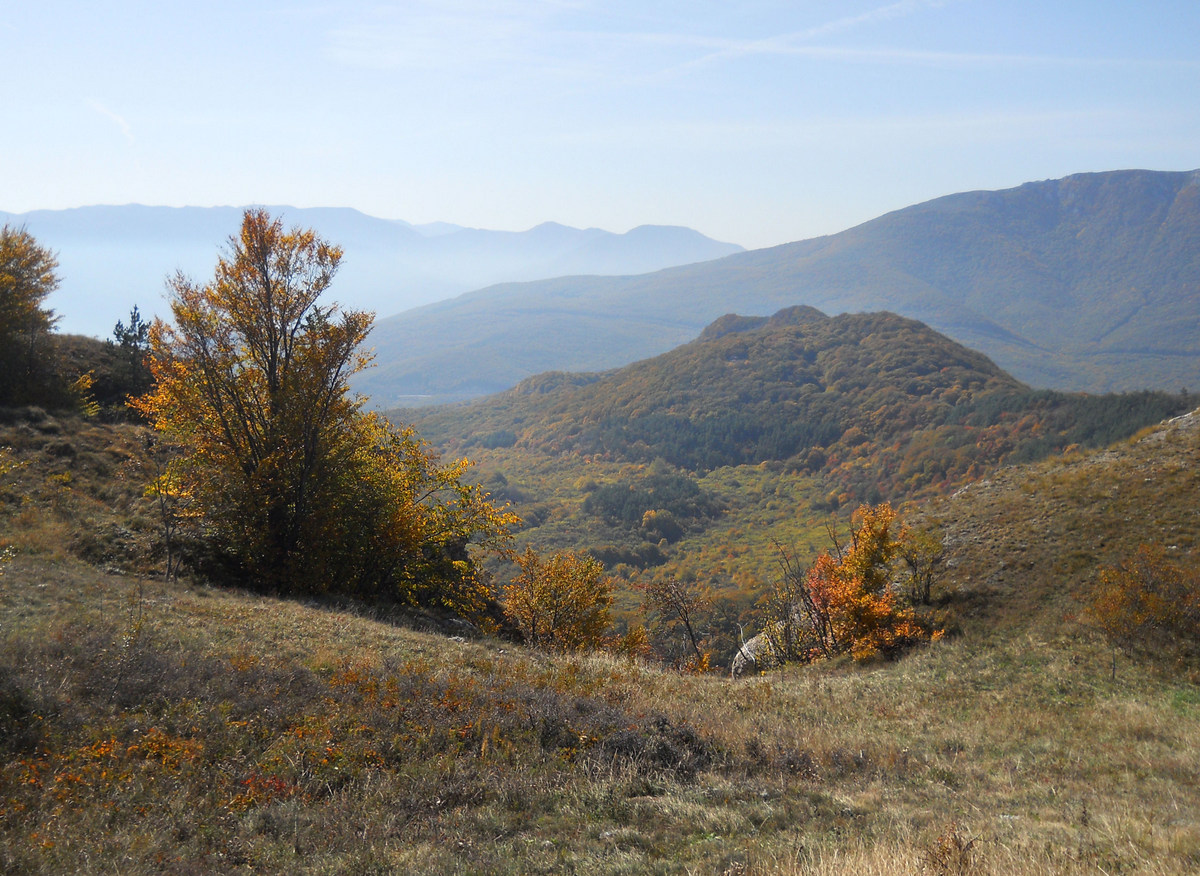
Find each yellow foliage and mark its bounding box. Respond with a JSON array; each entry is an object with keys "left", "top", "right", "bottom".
[
  {"left": 0, "top": 224, "right": 60, "bottom": 404},
  {"left": 1087, "top": 544, "right": 1200, "bottom": 665},
  {"left": 68, "top": 371, "right": 100, "bottom": 418},
  {"left": 503, "top": 548, "right": 613, "bottom": 653},
  {"left": 613, "top": 624, "right": 652, "bottom": 660},
  {"left": 132, "top": 209, "right": 516, "bottom": 613}
]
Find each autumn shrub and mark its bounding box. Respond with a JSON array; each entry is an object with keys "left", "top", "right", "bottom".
[
  {"left": 767, "top": 504, "right": 940, "bottom": 663},
  {"left": 922, "top": 821, "right": 981, "bottom": 876},
  {"left": 503, "top": 548, "right": 613, "bottom": 652},
  {"left": 1087, "top": 544, "right": 1200, "bottom": 668}
]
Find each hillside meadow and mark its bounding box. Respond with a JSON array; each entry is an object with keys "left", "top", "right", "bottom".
[{"left": 2, "top": 405, "right": 1200, "bottom": 874}]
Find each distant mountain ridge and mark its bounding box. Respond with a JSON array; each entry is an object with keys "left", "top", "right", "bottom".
[
  {"left": 361, "top": 169, "right": 1200, "bottom": 406},
  {"left": 0, "top": 205, "right": 743, "bottom": 337}
]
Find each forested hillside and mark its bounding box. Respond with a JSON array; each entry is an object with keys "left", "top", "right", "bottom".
[
  {"left": 407, "top": 307, "right": 1189, "bottom": 503},
  {"left": 395, "top": 307, "right": 1190, "bottom": 670}
]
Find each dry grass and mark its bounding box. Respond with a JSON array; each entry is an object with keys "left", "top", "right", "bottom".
[
  {"left": 920, "top": 408, "right": 1200, "bottom": 638},
  {"left": 0, "top": 408, "right": 160, "bottom": 575},
  {"left": 2, "top": 409, "right": 1200, "bottom": 873},
  {"left": 2, "top": 550, "right": 1198, "bottom": 874}
]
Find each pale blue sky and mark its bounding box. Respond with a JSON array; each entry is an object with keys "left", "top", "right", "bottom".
[{"left": 4, "top": 1, "right": 1198, "bottom": 248}]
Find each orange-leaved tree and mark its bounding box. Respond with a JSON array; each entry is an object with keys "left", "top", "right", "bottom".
[
  {"left": 133, "top": 209, "right": 517, "bottom": 611},
  {"left": 503, "top": 548, "right": 613, "bottom": 652},
  {"left": 770, "top": 504, "right": 938, "bottom": 663}
]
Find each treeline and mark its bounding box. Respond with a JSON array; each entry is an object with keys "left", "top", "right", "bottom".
[{"left": 581, "top": 465, "right": 722, "bottom": 529}]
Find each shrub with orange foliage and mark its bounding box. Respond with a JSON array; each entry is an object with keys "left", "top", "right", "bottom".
[{"left": 768, "top": 504, "right": 939, "bottom": 663}]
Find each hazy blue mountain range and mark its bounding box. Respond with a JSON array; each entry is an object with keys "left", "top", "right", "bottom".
[
  {"left": 0, "top": 205, "right": 743, "bottom": 337},
  {"left": 360, "top": 169, "right": 1200, "bottom": 407}
]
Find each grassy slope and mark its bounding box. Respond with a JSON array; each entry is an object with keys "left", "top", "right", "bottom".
[
  {"left": 923, "top": 408, "right": 1200, "bottom": 634},
  {"left": 2, "top": 409, "right": 1200, "bottom": 873}
]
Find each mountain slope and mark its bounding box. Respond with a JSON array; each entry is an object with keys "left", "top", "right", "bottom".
[
  {"left": 0, "top": 205, "right": 742, "bottom": 337},
  {"left": 924, "top": 406, "right": 1200, "bottom": 632},
  {"left": 360, "top": 169, "right": 1200, "bottom": 406}
]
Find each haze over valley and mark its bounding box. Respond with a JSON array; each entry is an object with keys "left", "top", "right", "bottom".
[{"left": 0, "top": 205, "right": 742, "bottom": 338}]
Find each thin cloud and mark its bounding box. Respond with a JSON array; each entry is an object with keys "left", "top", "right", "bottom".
[
  {"left": 537, "top": 106, "right": 1142, "bottom": 151},
  {"left": 801, "top": 0, "right": 952, "bottom": 40},
  {"left": 323, "top": 1, "right": 1196, "bottom": 89},
  {"left": 88, "top": 100, "right": 135, "bottom": 144},
  {"left": 698, "top": 44, "right": 1200, "bottom": 70},
  {"left": 668, "top": 0, "right": 953, "bottom": 72},
  {"left": 325, "top": 0, "right": 581, "bottom": 72}
]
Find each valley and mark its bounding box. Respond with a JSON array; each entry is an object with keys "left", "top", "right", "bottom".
[{"left": 400, "top": 307, "right": 1190, "bottom": 664}]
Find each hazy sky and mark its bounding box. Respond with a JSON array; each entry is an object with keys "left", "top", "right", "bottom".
[{"left": 5, "top": 1, "right": 1198, "bottom": 249}]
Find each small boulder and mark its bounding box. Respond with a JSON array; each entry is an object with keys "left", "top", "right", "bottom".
[{"left": 731, "top": 633, "right": 777, "bottom": 677}]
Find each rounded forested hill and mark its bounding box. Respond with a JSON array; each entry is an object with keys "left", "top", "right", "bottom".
[{"left": 404, "top": 308, "right": 1189, "bottom": 500}]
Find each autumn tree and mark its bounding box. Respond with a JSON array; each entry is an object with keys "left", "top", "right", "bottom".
[
  {"left": 898, "top": 525, "right": 946, "bottom": 606},
  {"left": 768, "top": 504, "right": 938, "bottom": 663},
  {"left": 341, "top": 415, "right": 519, "bottom": 617},
  {"left": 640, "top": 575, "right": 712, "bottom": 670},
  {"left": 134, "top": 209, "right": 516, "bottom": 609},
  {"left": 503, "top": 548, "right": 613, "bottom": 652},
  {"left": 0, "top": 225, "right": 60, "bottom": 404}
]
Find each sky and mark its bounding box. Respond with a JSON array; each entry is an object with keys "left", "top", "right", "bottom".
[{"left": 3, "top": 1, "right": 1199, "bottom": 250}]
